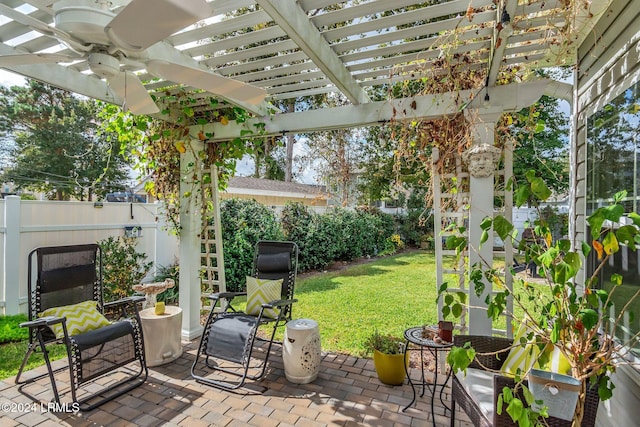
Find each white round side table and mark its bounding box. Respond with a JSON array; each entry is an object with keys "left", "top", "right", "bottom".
[{"left": 139, "top": 305, "right": 183, "bottom": 367}]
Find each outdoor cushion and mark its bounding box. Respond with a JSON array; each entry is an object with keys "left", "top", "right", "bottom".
[
  {"left": 500, "top": 322, "right": 542, "bottom": 377},
  {"left": 245, "top": 276, "right": 283, "bottom": 319},
  {"left": 539, "top": 343, "right": 573, "bottom": 375},
  {"left": 39, "top": 300, "right": 111, "bottom": 339},
  {"left": 455, "top": 368, "right": 499, "bottom": 421}
]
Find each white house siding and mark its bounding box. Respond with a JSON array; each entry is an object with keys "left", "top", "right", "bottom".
[{"left": 574, "top": 1, "right": 640, "bottom": 425}]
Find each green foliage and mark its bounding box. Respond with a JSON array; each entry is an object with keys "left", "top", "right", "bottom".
[
  {"left": 220, "top": 198, "right": 283, "bottom": 291},
  {"left": 99, "top": 236, "right": 154, "bottom": 302},
  {"left": 395, "top": 207, "right": 434, "bottom": 247},
  {"left": 0, "top": 80, "right": 132, "bottom": 201},
  {"left": 441, "top": 170, "right": 640, "bottom": 426},
  {"left": 0, "top": 315, "right": 28, "bottom": 344},
  {"left": 508, "top": 95, "right": 570, "bottom": 195},
  {"left": 0, "top": 315, "right": 67, "bottom": 379},
  {"left": 446, "top": 343, "right": 475, "bottom": 374},
  {"left": 281, "top": 203, "right": 395, "bottom": 271},
  {"left": 153, "top": 263, "right": 180, "bottom": 305},
  {"left": 363, "top": 331, "right": 406, "bottom": 355}
]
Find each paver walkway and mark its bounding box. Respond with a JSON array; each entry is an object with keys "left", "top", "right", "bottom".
[{"left": 0, "top": 339, "right": 473, "bottom": 427}]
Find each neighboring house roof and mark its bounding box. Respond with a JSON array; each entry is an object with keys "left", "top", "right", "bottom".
[{"left": 226, "top": 176, "right": 328, "bottom": 198}]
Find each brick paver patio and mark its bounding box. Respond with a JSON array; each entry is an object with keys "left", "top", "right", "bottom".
[{"left": 0, "top": 339, "right": 473, "bottom": 427}]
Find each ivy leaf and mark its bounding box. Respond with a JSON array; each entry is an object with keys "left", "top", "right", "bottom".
[
  {"left": 480, "top": 216, "right": 493, "bottom": 231},
  {"left": 480, "top": 230, "right": 489, "bottom": 247},
  {"left": 530, "top": 177, "right": 552, "bottom": 201},
  {"left": 579, "top": 309, "right": 599, "bottom": 330},
  {"left": 514, "top": 185, "right": 531, "bottom": 208},
  {"left": 604, "top": 204, "right": 625, "bottom": 222},
  {"left": 616, "top": 225, "right": 638, "bottom": 250},
  {"left": 603, "top": 231, "right": 619, "bottom": 255},
  {"left": 587, "top": 209, "right": 606, "bottom": 239},
  {"left": 592, "top": 240, "right": 604, "bottom": 260},
  {"left": 452, "top": 303, "right": 463, "bottom": 318},
  {"left": 628, "top": 212, "right": 640, "bottom": 227},
  {"left": 611, "top": 273, "right": 623, "bottom": 286},
  {"left": 447, "top": 346, "right": 475, "bottom": 373},
  {"left": 494, "top": 215, "right": 515, "bottom": 241},
  {"left": 562, "top": 252, "right": 581, "bottom": 278},
  {"left": 506, "top": 397, "right": 524, "bottom": 422}
]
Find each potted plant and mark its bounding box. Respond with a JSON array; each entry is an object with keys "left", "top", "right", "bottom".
[
  {"left": 441, "top": 172, "right": 640, "bottom": 426},
  {"left": 364, "top": 331, "right": 408, "bottom": 386}
]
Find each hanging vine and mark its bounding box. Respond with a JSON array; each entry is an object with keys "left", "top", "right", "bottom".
[{"left": 99, "top": 89, "right": 268, "bottom": 232}]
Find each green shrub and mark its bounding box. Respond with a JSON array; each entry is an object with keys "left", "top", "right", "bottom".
[
  {"left": 220, "top": 198, "right": 283, "bottom": 291},
  {"left": 281, "top": 203, "right": 396, "bottom": 271},
  {"left": 395, "top": 208, "right": 433, "bottom": 247},
  {"left": 99, "top": 236, "right": 154, "bottom": 302},
  {"left": 153, "top": 262, "right": 179, "bottom": 304}
]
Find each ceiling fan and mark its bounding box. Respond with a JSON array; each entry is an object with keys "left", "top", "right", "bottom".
[{"left": 0, "top": 0, "right": 267, "bottom": 115}]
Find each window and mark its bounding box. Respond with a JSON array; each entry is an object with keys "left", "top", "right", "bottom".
[{"left": 587, "top": 81, "right": 640, "bottom": 355}]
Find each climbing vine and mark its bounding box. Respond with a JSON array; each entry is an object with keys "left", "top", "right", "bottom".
[{"left": 99, "top": 89, "right": 268, "bottom": 231}]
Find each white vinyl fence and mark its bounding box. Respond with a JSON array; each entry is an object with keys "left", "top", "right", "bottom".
[{"left": 0, "top": 196, "right": 179, "bottom": 316}]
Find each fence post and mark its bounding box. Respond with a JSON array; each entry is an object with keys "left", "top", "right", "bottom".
[{"left": 3, "top": 196, "right": 21, "bottom": 315}]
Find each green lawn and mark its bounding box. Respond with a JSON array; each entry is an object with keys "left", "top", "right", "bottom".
[
  {"left": 0, "top": 314, "right": 68, "bottom": 380},
  {"left": 293, "top": 250, "right": 440, "bottom": 356}
]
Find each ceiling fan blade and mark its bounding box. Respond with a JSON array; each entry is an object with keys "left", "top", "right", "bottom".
[
  {"left": 108, "top": 71, "right": 160, "bottom": 115},
  {"left": 0, "top": 53, "right": 72, "bottom": 67},
  {"left": 147, "top": 60, "right": 267, "bottom": 105},
  {"left": 105, "top": 0, "right": 212, "bottom": 51}
]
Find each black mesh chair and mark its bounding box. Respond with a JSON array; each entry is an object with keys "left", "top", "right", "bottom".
[
  {"left": 191, "top": 240, "right": 298, "bottom": 390},
  {"left": 15, "top": 244, "right": 148, "bottom": 411}
]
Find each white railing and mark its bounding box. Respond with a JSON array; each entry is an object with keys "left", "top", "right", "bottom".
[{"left": 0, "top": 196, "right": 179, "bottom": 315}]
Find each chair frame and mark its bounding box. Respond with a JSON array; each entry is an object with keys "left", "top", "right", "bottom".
[
  {"left": 15, "top": 244, "right": 148, "bottom": 411},
  {"left": 450, "top": 335, "right": 600, "bottom": 427},
  {"left": 191, "top": 240, "right": 298, "bottom": 390}
]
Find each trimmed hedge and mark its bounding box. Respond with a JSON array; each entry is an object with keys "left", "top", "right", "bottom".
[
  {"left": 219, "top": 199, "right": 405, "bottom": 288},
  {"left": 219, "top": 198, "right": 283, "bottom": 291},
  {"left": 281, "top": 202, "right": 395, "bottom": 271}
]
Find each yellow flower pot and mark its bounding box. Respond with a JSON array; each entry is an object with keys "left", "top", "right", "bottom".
[{"left": 373, "top": 349, "right": 409, "bottom": 386}]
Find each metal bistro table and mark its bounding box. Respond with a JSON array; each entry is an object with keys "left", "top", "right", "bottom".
[{"left": 402, "top": 326, "right": 453, "bottom": 426}]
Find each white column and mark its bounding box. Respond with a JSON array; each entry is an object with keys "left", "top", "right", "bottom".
[
  {"left": 467, "top": 113, "right": 501, "bottom": 335},
  {"left": 179, "top": 139, "right": 205, "bottom": 341},
  {"left": 3, "top": 196, "right": 21, "bottom": 315}
]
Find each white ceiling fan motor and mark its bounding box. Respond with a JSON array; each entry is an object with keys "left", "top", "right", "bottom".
[{"left": 88, "top": 53, "right": 120, "bottom": 78}]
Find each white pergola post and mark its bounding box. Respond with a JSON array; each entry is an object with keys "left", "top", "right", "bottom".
[
  {"left": 179, "top": 139, "right": 205, "bottom": 341},
  {"left": 467, "top": 113, "right": 501, "bottom": 336},
  {"left": 3, "top": 196, "right": 20, "bottom": 315}
]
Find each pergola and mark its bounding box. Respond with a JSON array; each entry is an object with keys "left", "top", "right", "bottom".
[
  {"left": 3, "top": 1, "right": 640, "bottom": 424},
  {"left": 0, "top": 0, "right": 609, "bottom": 336}
]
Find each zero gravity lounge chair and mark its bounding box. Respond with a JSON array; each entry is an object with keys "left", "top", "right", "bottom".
[
  {"left": 15, "top": 244, "right": 148, "bottom": 411},
  {"left": 192, "top": 240, "right": 298, "bottom": 390}
]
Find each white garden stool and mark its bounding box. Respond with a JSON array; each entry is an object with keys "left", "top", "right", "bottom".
[
  {"left": 139, "top": 305, "right": 183, "bottom": 367},
  {"left": 283, "top": 318, "right": 321, "bottom": 384}
]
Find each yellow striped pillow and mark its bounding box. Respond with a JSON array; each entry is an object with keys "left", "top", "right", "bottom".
[
  {"left": 40, "top": 300, "right": 111, "bottom": 339},
  {"left": 500, "top": 323, "right": 542, "bottom": 377},
  {"left": 246, "top": 277, "right": 283, "bottom": 319}
]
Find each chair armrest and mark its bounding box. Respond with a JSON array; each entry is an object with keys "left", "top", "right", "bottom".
[
  {"left": 453, "top": 335, "right": 513, "bottom": 371},
  {"left": 263, "top": 298, "right": 297, "bottom": 308},
  {"left": 20, "top": 316, "right": 64, "bottom": 329},
  {"left": 208, "top": 292, "right": 246, "bottom": 300},
  {"left": 104, "top": 295, "right": 145, "bottom": 309}
]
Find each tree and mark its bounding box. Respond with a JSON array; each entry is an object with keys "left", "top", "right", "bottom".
[
  {"left": 0, "top": 80, "right": 131, "bottom": 200},
  {"left": 506, "top": 95, "right": 570, "bottom": 194}
]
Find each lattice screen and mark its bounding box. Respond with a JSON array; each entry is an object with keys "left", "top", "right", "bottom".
[{"left": 200, "top": 165, "right": 226, "bottom": 309}]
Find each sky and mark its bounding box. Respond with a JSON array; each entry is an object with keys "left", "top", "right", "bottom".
[
  {"left": 0, "top": 68, "right": 319, "bottom": 184},
  {"left": 0, "top": 69, "right": 26, "bottom": 87}
]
